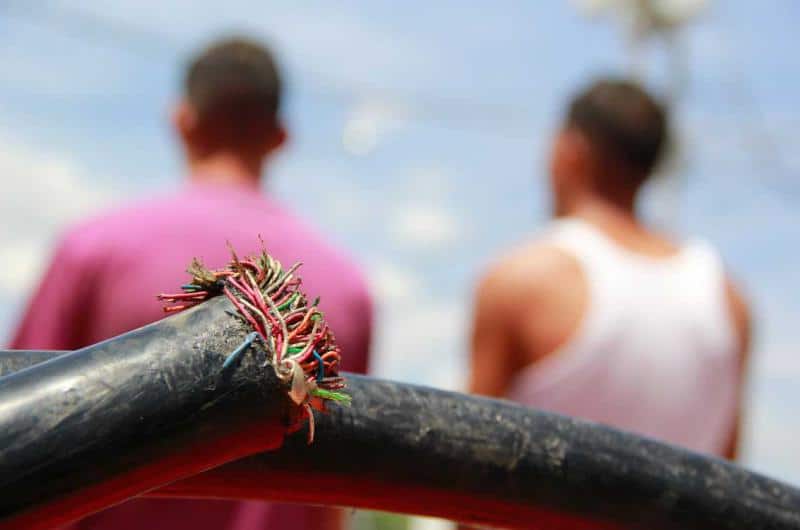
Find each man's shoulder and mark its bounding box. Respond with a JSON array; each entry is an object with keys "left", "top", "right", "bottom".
[
  {"left": 56, "top": 190, "right": 371, "bottom": 300},
  {"left": 475, "top": 235, "right": 589, "bottom": 362},
  {"left": 57, "top": 192, "right": 208, "bottom": 265},
  {"left": 722, "top": 275, "right": 751, "bottom": 359},
  {"left": 481, "top": 238, "right": 582, "bottom": 300},
  {"left": 55, "top": 192, "right": 187, "bottom": 260}
]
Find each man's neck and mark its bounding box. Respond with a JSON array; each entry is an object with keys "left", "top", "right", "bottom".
[
  {"left": 565, "top": 198, "right": 638, "bottom": 229},
  {"left": 556, "top": 190, "right": 643, "bottom": 235},
  {"left": 560, "top": 195, "right": 680, "bottom": 258},
  {"left": 187, "top": 152, "right": 264, "bottom": 188}
]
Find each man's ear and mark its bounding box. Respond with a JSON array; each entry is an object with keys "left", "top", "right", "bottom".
[
  {"left": 171, "top": 100, "right": 198, "bottom": 142},
  {"left": 266, "top": 121, "right": 288, "bottom": 153},
  {"left": 558, "top": 128, "right": 595, "bottom": 179}
]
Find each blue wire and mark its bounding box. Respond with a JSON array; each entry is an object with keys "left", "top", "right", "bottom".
[
  {"left": 223, "top": 331, "right": 260, "bottom": 370},
  {"left": 312, "top": 350, "right": 325, "bottom": 382}
]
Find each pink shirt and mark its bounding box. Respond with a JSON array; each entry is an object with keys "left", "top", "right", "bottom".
[{"left": 10, "top": 180, "right": 373, "bottom": 530}]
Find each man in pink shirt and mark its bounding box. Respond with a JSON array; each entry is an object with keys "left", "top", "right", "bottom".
[{"left": 10, "top": 37, "right": 372, "bottom": 530}]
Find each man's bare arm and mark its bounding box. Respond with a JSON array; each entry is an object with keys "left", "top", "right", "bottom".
[
  {"left": 468, "top": 244, "right": 583, "bottom": 398},
  {"left": 724, "top": 278, "right": 752, "bottom": 461},
  {"left": 468, "top": 266, "right": 519, "bottom": 397},
  {"left": 461, "top": 265, "right": 522, "bottom": 530}
]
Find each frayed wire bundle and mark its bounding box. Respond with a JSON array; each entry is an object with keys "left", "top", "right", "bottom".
[{"left": 158, "top": 244, "right": 349, "bottom": 443}]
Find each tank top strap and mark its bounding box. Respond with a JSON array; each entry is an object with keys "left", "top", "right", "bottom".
[
  {"left": 534, "top": 218, "right": 624, "bottom": 366},
  {"left": 542, "top": 218, "right": 618, "bottom": 267},
  {"left": 674, "top": 239, "right": 738, "bottom": 355},
  {"left": 540, "top": 218, "right": 625, "bottom": 311}
]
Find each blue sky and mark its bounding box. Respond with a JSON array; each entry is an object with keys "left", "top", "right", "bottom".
[{"left": 0, "top": 0, "right": 798, "bottom": 489}]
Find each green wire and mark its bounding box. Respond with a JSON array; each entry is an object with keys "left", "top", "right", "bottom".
[
  {"left": 311, "top": 387, "right": 352, "bottom": 406},
  {"left": 277, "top": 292, "right": 298, "bottom": 312}
]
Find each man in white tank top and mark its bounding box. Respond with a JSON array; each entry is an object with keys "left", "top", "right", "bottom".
[{"left": 469, "top": 79, "right": 750, "bottom": 460}]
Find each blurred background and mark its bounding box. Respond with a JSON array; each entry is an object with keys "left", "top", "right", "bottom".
[{"left": 0, "top": 1, "right": 797, "bottom": 528}]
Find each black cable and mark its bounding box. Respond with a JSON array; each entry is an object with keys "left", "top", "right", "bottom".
[{"left": 2, "top": 348, "right": 800, "bottom": 529}]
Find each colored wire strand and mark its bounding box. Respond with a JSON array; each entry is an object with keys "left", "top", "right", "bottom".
[{"left": 157, "top": 245, "right": 350, "bottom": 443}]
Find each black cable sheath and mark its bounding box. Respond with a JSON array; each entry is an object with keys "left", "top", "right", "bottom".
[
  {"left": 0, "top": 297, "right": 290, "bottom": 529},
  {"left": 1, "top": 347, "right": 799, "bottom": 529}
]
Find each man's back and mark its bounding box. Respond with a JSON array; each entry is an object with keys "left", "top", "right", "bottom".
[
  {"left": 11, "top": 181, "right": 372, "bottom": 529},
  {"left": 470, "top": 78, "right": 751, "bottom": 464},
  {"left": 470, "top": 214, "right": 749, "bottom": 457}
]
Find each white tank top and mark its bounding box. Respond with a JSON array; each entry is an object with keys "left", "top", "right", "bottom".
[{"left": 505, "top": 219, "right": 740, "bottom": 455}]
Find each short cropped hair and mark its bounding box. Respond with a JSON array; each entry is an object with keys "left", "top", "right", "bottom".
[
  {"left": 185, "top": 37, "right": 282, "bottom": 142},
  {"left": 567, "top": 78, "right": 668, "bottom": 178}
]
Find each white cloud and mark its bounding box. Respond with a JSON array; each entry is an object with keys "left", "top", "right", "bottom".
[
  {"left": 0, "top": 133, "right": 120, "bottom": 298},
  {"left": 0, "top": 15, "right": 132, "bottom": 97},
  {"left": 368, "top": 261, "right": 421, "bottom": 305},
  {"left": 405, "top": 166, "right": 453, "bottom": 199},
  {"left": 390, "top": 204, "right": 461, "bottom": 248},
  {"left": 365, "top": 255, "right": 468, "bottom": 391},
  {"left": 371, "top": 298, "right": 468, "bottom": 390},
  {"left": 754, "top": 298, "right": 800, "bottom": 380},
  {"left": 46, "top": 1, "right": 442, "bottom": 92},
  {"left": 743, "top": 395, "right": 800, "bottom": 486},
  {"left": 757, "top": 347, "right": 800, "bottom": 383},
  {"left": 398, "top": 303, "right": 465, "bottom": 347},
  {"left": 321, "top": 190, "right": 370, "bottom": 229},
  {"left": 342, "top": 99, "right": 409, "bottom": 156},
  {"left": 274, "top": 160, "right": 374, "bottom": 232},
  {"left": 0, "top": 240, "right": 45, "bottom": 299}
]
